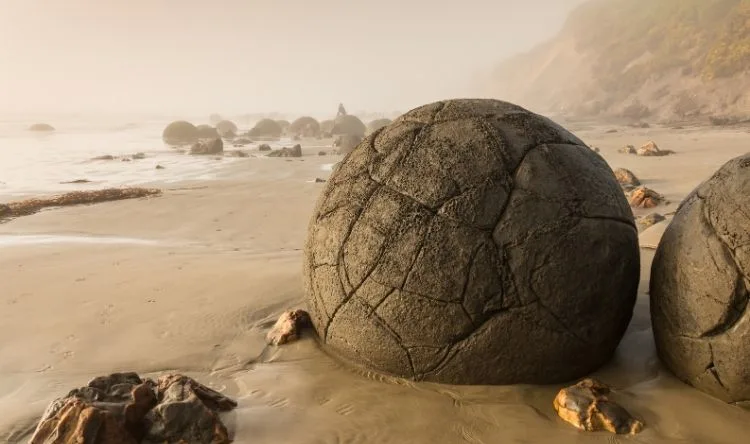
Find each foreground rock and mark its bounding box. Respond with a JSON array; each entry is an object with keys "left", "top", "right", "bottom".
[
  {"left": 651, "top": 153, "right": 750, "bottom": 407},
  {"left": 554, "top": 378, "right": 644, "bottom": 434},
  {"left": 29, "top": 372, "right": 236, "bottom": 444},
  {"left": 267, "top": 144, "right": 302, "bottom": 158},
  {"left": 29, "top": 123, "right": 55, "bottom": 132},
  {"left": 304, "top": 99, "right": 639, "bottom": 385},
  {"left": 190, "top": 138, "right": 223, "bottom": 155},
  {"left": 628, "top": 186, "right": 665, "bottom": 208},
  {"left": 267, "top": 309, "right": 312, "bottom": 345},
  {"left": 162, "top": 121, "right": 198, "bottom": 145},
  {"left": 0, "top": 188, "right": 161, "bottom": 221}
]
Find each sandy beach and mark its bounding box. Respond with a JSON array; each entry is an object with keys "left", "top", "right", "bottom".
[{"left": 2, "top": 126, "right": 750, "bottom": 443}]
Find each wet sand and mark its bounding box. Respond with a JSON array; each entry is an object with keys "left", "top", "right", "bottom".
[{"left": 2, "top": 127, "right": 750, "bottom": 443}]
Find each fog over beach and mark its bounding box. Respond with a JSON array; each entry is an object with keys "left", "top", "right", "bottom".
[{"left": 2, "top": 1, "right": 750, "bottom": 443}]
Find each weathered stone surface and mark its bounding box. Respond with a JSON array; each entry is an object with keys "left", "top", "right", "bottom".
[
  {"left": 267, "top": 309, "right": 313, "bottom": 345},
  {"left": 554, "top": 378, "right": 644, "bottom": 434},
  {"left": 29, "top": 372, "right": 236, "bottom": 444},
  {"left": 304, "top": 99, "right": 640, "bottom": 385},
  {"left": 190, "top": 138, "right": 224, "bottom": 155},
  {"left": 614, "top": 168, "right": 640, "bottom": 186},
  {"left": 651, "top": 153, "right": 750, "bottom": 406}
]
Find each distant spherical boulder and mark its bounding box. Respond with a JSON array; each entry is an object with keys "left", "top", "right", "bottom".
[
  {"left": 290, "top": 116, "right": 321, "bottom": 137},
  {"left": 367, "top": 118, "right": 392, "bottom": 134},
  {"left": 29, "top": 123, "right": 55, "bottom": 132},
  {"left": 215, "top": 120, "right": 238, "bottom": 138},
  {"left": 195, "top": 124, "right": 219, "bottom": 139},
  {"left": 320, "top": 119, "right": 335, "bottom": 136},
  {"left": 331, "top": 115, "right": 366, "bottom": 137},
  {"left": 275, "top": 120, "right": 291, "bottom": 134},
  {"left": 162, "top": 121, "right": 198, "bottom": 145},
  {"left": 304, "top": 99, "right": 640, "bottom": 385},
  {"left": 209, "top": 113, "right": 223, "bottom": 124},
  {"left": 651, "top": 153, "right": 750, "bottom": 406},
  {"left": 333, "top": 134, "right": 363, "bottom": 155},
  {"left": 248, "top": 119, "right": 283, "bottom": 138}
]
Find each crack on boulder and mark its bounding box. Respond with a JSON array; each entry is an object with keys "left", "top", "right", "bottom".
[{"left": 705, "top": 343, "right": 728, "bottom": 391}]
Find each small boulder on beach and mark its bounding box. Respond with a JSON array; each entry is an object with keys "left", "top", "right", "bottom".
[
  {"left": 267, "top": 309, "right": 312, "bottom": 345},
  {"left": 554, "top": 378, "right": 644, "bottom": 434},
  {"left": 190, "top": 138, "right": 223, "bottom": 155}
]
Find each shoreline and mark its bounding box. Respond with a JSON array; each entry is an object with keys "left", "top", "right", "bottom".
[{"left": 2, "top": 124, "right": 750, "bottom": 443}]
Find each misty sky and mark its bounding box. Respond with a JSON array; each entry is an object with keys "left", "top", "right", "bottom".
[{"left": 0, "top": 0, "right": 586, "bottom": 116}]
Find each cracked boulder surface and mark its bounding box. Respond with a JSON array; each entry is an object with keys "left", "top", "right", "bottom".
[
  {"left": 303, "top": 99, "right": 640, "bottom": 385},
  {"left": 650, "top": 153, "right": 750, "bottom": 407}
]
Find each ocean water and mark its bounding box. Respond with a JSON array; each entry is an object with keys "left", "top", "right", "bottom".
[{"left": 0, "top": 115, "right": 302, "bottom": 197}]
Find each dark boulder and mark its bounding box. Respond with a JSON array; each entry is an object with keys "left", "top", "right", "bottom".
[{"left": 304, "top": 99, "right": 639, "bottom": 385}]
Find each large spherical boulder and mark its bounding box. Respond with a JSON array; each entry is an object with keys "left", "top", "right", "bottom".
[
  {"left": 367, "top": 118, "right": 392, "bottom": 134},
  {"left": 162, "top": 121, "right": 198, "bottom": 145},
  {"left": 331, "top": 115, "right": 366, "bottom": 137},
  {"left": 215, "top": 120, "right": 238, "bottom": 138},
  {"left": 650, "top": 154, "right": 750, "bottom": 405},
  {"left": 333, "top": 134, "right": 363, "bottom": 155},
  {"left": 29, "top": 123, "right": 55, "bottom": 132},
  {"left": 290, "top": 116, "right": 321, "bottom": 137},
  {"left": 304, "top": 99, "right": 640, "bottom": 385},
  {"left": 320, "top": 119, "right": 335, "bottom": 135},
  {"left": 195, "top": 124, "right": 219, "bottom": 139},
  {"left": 248, "top": 119, "right": 283, "bottom": 138}
]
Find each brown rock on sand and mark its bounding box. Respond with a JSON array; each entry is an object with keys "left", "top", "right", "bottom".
[
  {"left": 554, "top": 378, "right": 644, "bottom": 435},
  {"left": 637, "top": 140, "right": 674, "bottom": 157},
  {"left": 637, "top": 212, "right": 665, "bottom": 230},
  {"left": 29, "top": 372, "right": 237, "bottom": 444},
  {"left": 628, "top": 186, "right": 665, "bottom": 208},
  {"left": 267, "top": 309, "right": 312, "bottom": 345},
  {"left": 618, "top": 144, "right": 636, "bottom": 154},
  {"left": 613, "top": 168, "right": 640, "bottom": 186}
]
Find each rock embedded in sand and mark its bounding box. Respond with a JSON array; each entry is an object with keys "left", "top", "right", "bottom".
[
  {"left": 618, "top": 144, "right": 636, "bottom": 154},
  {"left": 1, "top": 188, "right": 161, "bottom": 221},
  {"left": 29, "top": 123, "right": 55, "bottom": 132},
  {"left": 267, "top": 144, "right": 302, "bottom": 158},
  {"left": 267, "top": 309, "right": 313, "bottom": 345},
  {"left": 613, "top": 168, "right": 640, "bottom": 186},
  {"left": 304, "top": 98, "right": 640, "bottom": 385},
  {"left": 162, "top": 121, "right": 199, "bottom": 145},
  {"left": 29, "top": 372, "right": 237, "bottom": 444},
  {"left": 628, "top": 186, "right": 664, "bottom": 208},
  {"left": 637, "top": 140, "right": 674, "bottom": 157},
  {"left": 650, "top": 153, "right": 750, "bottom": 407},
  {"left": 190, "top": 138, "right": 224, "bottom": 155},
  {"left": 258, "top": 143, "right": 271, "bottom": 152},
  {"left": 553, "top": 378, "right": 644, "bottom": 434}
]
